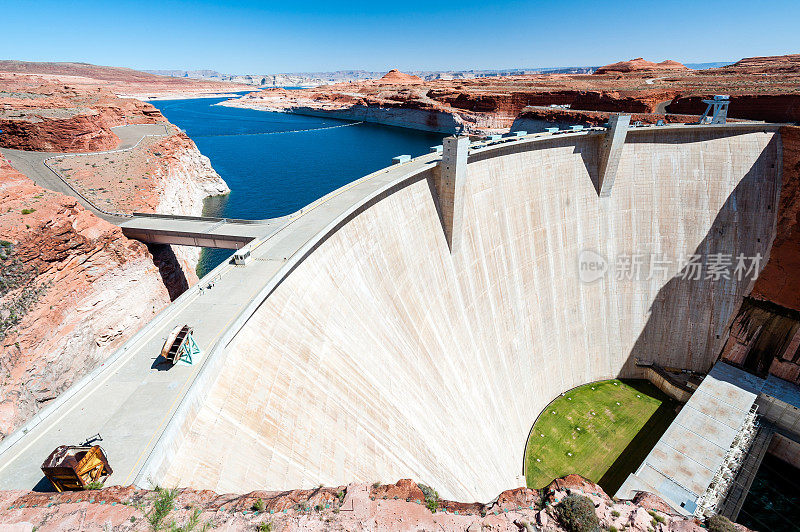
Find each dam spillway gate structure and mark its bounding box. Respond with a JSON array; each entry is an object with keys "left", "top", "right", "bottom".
[{"left": 0, "top": 119, "right": 790, "bottom": 504}]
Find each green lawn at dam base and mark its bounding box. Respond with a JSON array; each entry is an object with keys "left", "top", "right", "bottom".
[{"left": 524, "top": 379, "right": 677, "bottom": 494}]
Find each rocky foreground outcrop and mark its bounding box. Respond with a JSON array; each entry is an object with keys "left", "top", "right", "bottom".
[{"left": 0, "top": 476, "right": 750, "bottom": 531}]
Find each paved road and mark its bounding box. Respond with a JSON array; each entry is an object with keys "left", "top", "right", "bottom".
[{"left": 1, "top": 124, "right": 170, "bottom": 223}]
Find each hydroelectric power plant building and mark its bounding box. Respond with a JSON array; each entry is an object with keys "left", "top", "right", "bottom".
[{"left": 0, "top": 117, "right": 798, "bottom": 520}]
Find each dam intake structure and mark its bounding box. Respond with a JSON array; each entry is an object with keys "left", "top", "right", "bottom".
[{"left": 0, "top": 119, "right": 786, "bottom": 504}]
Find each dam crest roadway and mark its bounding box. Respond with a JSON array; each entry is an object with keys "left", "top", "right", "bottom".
[{"left": 0, "top": 120, "right": 785, "bottom": 502}]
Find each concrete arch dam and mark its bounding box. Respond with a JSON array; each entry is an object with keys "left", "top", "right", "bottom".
[{"left": 0, "top": 123, "right": 782, "bottom": 502}]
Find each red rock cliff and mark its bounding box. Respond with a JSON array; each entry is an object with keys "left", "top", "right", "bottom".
[
  {"left": 0, "top": 155, "right": 172, "bottom": 438},
  {"left": 0, "top": 80, "right": 164, "bottom": 152},
  {"left": 751, "top": 126, "right": 800, "bottom": 310}
]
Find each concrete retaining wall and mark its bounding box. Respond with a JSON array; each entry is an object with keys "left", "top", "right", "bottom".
[
  {"left": 158, "top": 128, "right": 781, "bottom": 500},
  {"left": 643, "top": 367, "right": 693, "bottom": 403},
  {"left": 767, "top": 433, "right": 800, "bottom": 469},
  {"left": 756, "top": 390, "right": 800, "bottom": 434}
]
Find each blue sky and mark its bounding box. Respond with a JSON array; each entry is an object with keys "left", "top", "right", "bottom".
[{"left": 2, "top": 0, "right": 798, "bottom": 73}]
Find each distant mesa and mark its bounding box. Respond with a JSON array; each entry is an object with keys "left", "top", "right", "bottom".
[
  {"left": 708, "top": 53, "right": 800, "bottom": 74},
  {"left": 377, "top": 69, "right": 423, "bottom": 84},
  {"left": 593, "top": 57, "right": 689, "bottom": 75}
]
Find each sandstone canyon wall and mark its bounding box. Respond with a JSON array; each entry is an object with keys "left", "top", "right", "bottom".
[
  {"left": 221, "top": 86, "right": 675, "bottom": 134},
  {"left": 0, "top": 157, "right": 172, "bottom": 437},
  {"left": 0, "top": 82, "right": 164, "bottom": 152},
  {"left": 146, "top": 133, "right": 230, "bottom": 283}
]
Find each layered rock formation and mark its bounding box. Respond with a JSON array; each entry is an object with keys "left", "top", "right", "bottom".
[
  {"left": 0, "top": 476, "right": 746, "bottom": 531},
  {"left": 149, "top": 133, "right": 230, "bottom": 281},
  {"left": 666, "top": 94, "right": 800, "bottom": 124},
  {"left": 374, "top": 68, "right": 423, "bottom": 84},
  {"left": 222, "top": 54, "right": 800, "bottom": 134},
  {"left": 708, "top": 53, "right": 800, "bottom": 75},
  {"left": 594, "top": 58, "right": 689, "bottom": 75},
  {"left": 511, "top": 106, "right": 699, "bottom": 131},
  {"left": 50, "top": 130, "right": 229, "bottom": 282},
  {"left": 0, "top": 77, "right": 164, "bottom": 152},
  {"left": 0, "top": 60, "right": 250, "bottom": 99},
  {"left": 0, "top": 156, "right": 171, "bottom": 437}
]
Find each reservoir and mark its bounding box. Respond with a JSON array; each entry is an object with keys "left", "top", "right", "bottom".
[{"left": 152, "top": 96, "right": 444, "bottom": 275}]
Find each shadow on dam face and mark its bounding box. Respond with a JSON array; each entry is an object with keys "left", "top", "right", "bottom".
[
  {"left": 152, "top": 127, "right": 782, "bottom": 501},
  {"left": 625, "top": 133, "right": 780, "bottom": 375}
]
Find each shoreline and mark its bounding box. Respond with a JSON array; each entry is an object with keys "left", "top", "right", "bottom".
[
  {"left": 119, "top": 91, "right": 254, "bottom": 101},
  {"left": 217, "top": 96, "right": 510, "bottom": 135}
]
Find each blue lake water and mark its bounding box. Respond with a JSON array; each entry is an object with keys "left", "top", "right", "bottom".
[{"left": 152, "top": 97, "right": 444, "bottom": 276}]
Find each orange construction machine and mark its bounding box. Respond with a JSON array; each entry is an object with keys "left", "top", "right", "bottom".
[{"left": 41, "top": 445, "right": 112, "bottom": 492}]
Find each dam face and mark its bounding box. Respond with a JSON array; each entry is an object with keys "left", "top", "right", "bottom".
[{"left": 156, "top": 127, "right": 780, "bottom": 500}]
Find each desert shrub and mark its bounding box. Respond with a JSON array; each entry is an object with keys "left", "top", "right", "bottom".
[
  {"left": 258, "top": 523, "right": 273, "bottom": 532},
  {"left": 608, "top": 527, "right": 618, "bottom": 532},
  {"left": 0, "top": 244, "right": 49, "bottom": 340},
  {"left": 252, "top": 498, "right": 265, "bottom": 512},
  {"left": 648, "top": 510, "right": 665, "bottom": 523},
  {"left": 418, "top": 484, "right": 439, "bottom": 513},
  {"left": 20, "top": 208, "right": 35, "bottom": 215},
  {"left": 146, "top": 486, "right": 178, "bottom": 531},
  {"left": 168, "top": 507, "right": 209, "bottom": 532},
  {"left": 611, "top": 510, "right": 620, "bottom": 517},
  {"left": 84, "top": 481, "right": 104, "bottom": 490},
  {"left": 556, "top": 494, "right": 600, "bottom": 532},
  {"left": 706, "top": 514, "right": 736, "bottom": 532}
]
